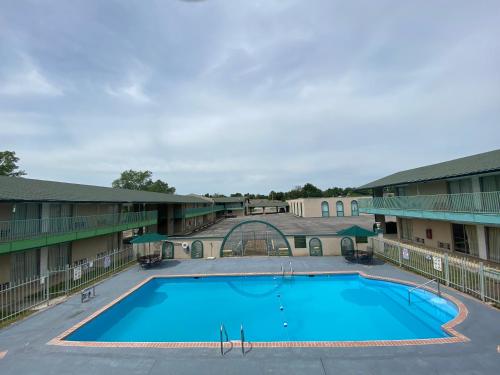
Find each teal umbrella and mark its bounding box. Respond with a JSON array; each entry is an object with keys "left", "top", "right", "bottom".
[
  {"left": 336, "top": 225, "right": 376, "bottom": 237},
  {"left": 131, "top": 233, "right": 168, "bottom": 258},
  {"left": 130, "top": 233, "right": 168, "bottom": 244}
]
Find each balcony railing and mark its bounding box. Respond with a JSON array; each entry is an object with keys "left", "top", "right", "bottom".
[
  {"left": 0, "top": 211, "right": 158, "bottom": 243},
  {"left": 175, "top": 205, "right": 226, "bottom": 219},
  {"left": 358, "top": 191, "right": 500, "bottom": 215}
]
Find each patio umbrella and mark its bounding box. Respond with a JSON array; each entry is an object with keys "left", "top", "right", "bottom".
[
  {"left": 131, "top": 233, "right": 168, "bottom": 256},
  {"left": 336, "top": 225, "right": 376, "bottom": 237}
]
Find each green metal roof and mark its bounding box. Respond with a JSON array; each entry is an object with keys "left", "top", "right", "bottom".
[
  {"left": 0, "top": 176, "right": 209, "bottom": 204},
  {"left": 212, "top": 197, "right": 245, "bottom": 203},
  {"left": 358, "top": 149, "right": 500, "bottom": 189},
  {"left": 247, "top": 199, "right": 288, "bottom": 208}
]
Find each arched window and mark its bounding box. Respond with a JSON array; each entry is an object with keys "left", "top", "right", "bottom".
[
  {"left": 341, "top": 237, "right": 354, "bottom": 255},
  {"left": 351, "top": 200, "right": 359, "bottom": 216},
  {"left": 309, "top": 238, "right": 323, "bottom": 256},
  {"left": 321, "top": 201, "right": 330, "bottom": 217},
  {"left": 191, "top": 240, "right": 203, "bottom": 259},
  {"left": 336, "top": 201, "right": 344, "bottom": 217}
]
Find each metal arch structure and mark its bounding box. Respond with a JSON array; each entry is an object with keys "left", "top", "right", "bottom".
[{"left": 219, "top": 220, "right": 292, "bottom": 257}]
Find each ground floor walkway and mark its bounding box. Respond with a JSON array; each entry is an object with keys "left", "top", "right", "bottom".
[{"left": 0, "top": 257, "right": 498, "bottom": 375}]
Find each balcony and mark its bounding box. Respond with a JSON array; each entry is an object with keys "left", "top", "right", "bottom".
[
  {"left": 358, "top": 192, "right": 500, "bottom": 225},
  {"left": 0, "top": 211, "right": 158, "bottom": 254},
  {"left": 174, "top": 205, "right": 225, "bottom": 219}
]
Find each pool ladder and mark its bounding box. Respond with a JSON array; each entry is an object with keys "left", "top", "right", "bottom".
[
  {"left": 219, "top": 323, "right": 246, "bottom": 356},
  {"left": 219, "top": 323, "right": 230, "bottom": 356},
  {"left": 280, "top": 262, "right": 294, "bottom": 278},
  {"left": 408, "top": 278, "right": 441, "bottom": 305}
]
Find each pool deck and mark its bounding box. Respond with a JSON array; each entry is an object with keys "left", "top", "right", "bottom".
[{"left": 0, "top": 257, "right": 499, "bottom": 375}]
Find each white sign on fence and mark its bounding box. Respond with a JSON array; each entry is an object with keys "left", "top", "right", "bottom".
[
  {"left": 402, "top": 248, "right": 410, "bottom": 260},
  {"left": 73, "top": 265, "right": 82, "bottom": 281},
  {"left": 433, "top": 256, "right": 442, "bottom": 272},
  {"left": 104, "top": 255, "right": 111, "bottom": 269}
]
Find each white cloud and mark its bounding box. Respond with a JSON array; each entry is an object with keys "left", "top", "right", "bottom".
[
  {"left": 0, "top": 67, "right": 62, "bottom": 97},
  {"left": 106, "top": 82, "right": 151, "bottom": 104}
]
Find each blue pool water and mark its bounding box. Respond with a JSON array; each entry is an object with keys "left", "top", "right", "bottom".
[{"left": 66, "top": 274, "right": 458, "bottom": 342}]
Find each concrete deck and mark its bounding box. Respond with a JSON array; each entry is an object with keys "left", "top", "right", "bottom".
[
  {"left": 0, "top": 257, "right": 498, "bottom": 375},
  {"left": 189, "top": 213, "right": 375, "bottom": 238}
]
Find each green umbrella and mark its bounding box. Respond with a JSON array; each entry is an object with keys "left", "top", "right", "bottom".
[
  {"left": 336, "top": 225, "right": 376, "bottom": 237},
  {"left": 131, "top": 233, "right": 168, "bottom": 258},
  {"left": 130, "top": 233, "right": 168, "bottom": 244}
]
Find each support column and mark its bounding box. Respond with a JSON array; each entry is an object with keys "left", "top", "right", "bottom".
[
  {"left": 40, "top": 203, "right": 50, "bottom": 274},
  {"left": 471, "top": 176, "right": 482, "bottom": 210},
  {"left": 374, "top": 214, "right": 386, "bottom": 234},
  {"left": 476, "top": 225, "right": 488, "bottom": 260},
  {"left": 40, "top": 247, "right": 48, "bottom": 275}
]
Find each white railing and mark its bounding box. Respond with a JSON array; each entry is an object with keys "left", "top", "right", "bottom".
[
  {"left": 370, "top": 237, "right": 500, "bottom": 306},
  {"left": 358, "top": 191, "right": 500, "bottom": 214},
  {"left": 0, "top": 247, "right": 135, "bottom": 323}
]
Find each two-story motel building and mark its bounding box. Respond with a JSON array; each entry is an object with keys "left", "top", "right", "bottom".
[
  {"left": 0, "top": 176, "right": 226, "bottom": 285},
  {"left": 358, "top": 149, "right": 500, "bottom": 263}
]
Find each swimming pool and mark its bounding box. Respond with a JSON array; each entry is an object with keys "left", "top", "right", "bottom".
[{"left": 58, "top": 273, "right": 466, "bottom": 346}]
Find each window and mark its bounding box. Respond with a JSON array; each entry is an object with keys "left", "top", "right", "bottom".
[
  {"left": 300, "top": 203, "right": 303, "bottom": 217},
  {"left": 336, "top": 201, "right": 344, "bottom": 217},
  {"left": 486, "top": 227, "right": 500, "bottom": 263},
  {"left": 400, "top": 219, "right": 413, "bottom": 240},
  {"left": 10, "top": 249, "right": 40, "bottom": 283},
  {"left": 481, "top": 175, "right": 500, "bottom": 192},
  {"left": 321, "top": 201, "right": 329, "bottom": 217},
  {"left": 355, "top": 236, "right": 368, "bottom": 244},
  {"left": 48, "top": 242, "right": 71, "bottom": 270},
  {"left": 351, "top": 200, "right": 359, "bottom": 216},
  {"left": 294, "top": 236, "right": 307, "bottom": 248},
  {"left": 452, "top": 224, "right": 479, "bottom": 257},
  {"left": 448, "top": 178, "right": 473, "bottom": 194}
]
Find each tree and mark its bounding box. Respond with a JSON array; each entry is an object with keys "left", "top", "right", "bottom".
[
  {"left": 112, "top": 170, "right": 175, "bottom": 194},
  {"left": 0, "top": 151, "right": 26, "bottom": 177},
  {"left": 302, "top": 183, "right": 323, "bottom": 198}
]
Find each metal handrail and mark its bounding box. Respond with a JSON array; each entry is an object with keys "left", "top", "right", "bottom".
[
  {"left": 240, "top": 324, "right": 245, "bottom": 356},
  {"left": 408, "top": 278, "right": 441, "bottom": 304},
  {"left": 289, "top": 261, "right": 293, "bottom": 276},
  {"left": 280, "top": 264, "right": 284, "bottom": 277},
  {"left": 220, "top": 323, "right": 229, "bottom": 356}
]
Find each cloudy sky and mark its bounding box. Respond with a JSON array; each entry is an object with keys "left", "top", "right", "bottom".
[{"left": 0, "top": 0, "right": 499, "bottom": 195}]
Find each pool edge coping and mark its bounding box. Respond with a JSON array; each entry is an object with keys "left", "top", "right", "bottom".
[{"left": 47, "top": 271, "right": 470, "bottom": 348}]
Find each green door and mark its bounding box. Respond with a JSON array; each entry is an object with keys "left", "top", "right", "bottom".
[
  {"left": 162, "top": 241, "right": 174, "bottom": 259},
  {"left": 191, "top": 241, "right": 204, "bottom": 259}
]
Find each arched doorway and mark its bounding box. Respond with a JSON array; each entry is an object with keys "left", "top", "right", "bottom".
[
  {"left": 162, "top": 241, "right": 174, "bottom": 259},
  {"left": 191, "top": 240, "right": 203, "bottom": 259},
  {"left": 309, "top": 238, "right": 323, "bottom": 256},
  {"left": 220, "top": 220, "right": 292, "bottom": 257},
  {"left": 321, "top": 201, "right": 330, "bottom": 217},
  {"left": 341, "top": 237, "right": 354, "bottom": 255}
]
